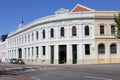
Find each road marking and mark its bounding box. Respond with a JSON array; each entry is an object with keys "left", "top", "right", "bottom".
[
  {"left": 85, "top": 76, "right": 112, "bottom": 80},
  {"left": 31, "top": 77, "right": 40, "bottom": 80}
]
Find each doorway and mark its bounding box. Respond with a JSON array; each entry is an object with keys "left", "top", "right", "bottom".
[
  {"left": 59, "top": 45, "right": 66, "bottom": 64},
  {"left": 50, "top": 46, "right": 54, "bottom": 64},
  {"left": 18, "top": 48, "right": 22, "bottom": 59},
  {"left": 72, "top": 45, "right": 77, "bottom": 64}
]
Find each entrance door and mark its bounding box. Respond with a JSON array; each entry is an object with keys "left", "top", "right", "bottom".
[
  {"left": 72, "top": 45, "right": 77, "bottom": 64},
  {"left": 50, "top": 46, "right": 54, "bottom": 64},
  {"left": 59, "top": 45, "right": 66, "bottom": 64},
  {"left": 18, "top": 48, "right": 22, "bottom": 59}
]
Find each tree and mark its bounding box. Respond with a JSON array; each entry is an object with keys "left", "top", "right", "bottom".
[
  {"left": 0, "top": 34, "right": 8, "bottom": 42},
  {"left": 114, "top": 13, "right": 120, "bottom": 38}
]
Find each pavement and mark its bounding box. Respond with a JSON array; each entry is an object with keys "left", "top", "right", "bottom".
[
  {"left": 0, "top": 76, "right": 16, "bottom": 80},
  {"left": 0, "top": 69, "right": 36, "bottom": 80},
  {"left": 0, "top": 68, "right": 16, "bottom": 80}
]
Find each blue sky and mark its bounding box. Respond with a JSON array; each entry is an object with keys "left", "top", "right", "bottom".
[{"left": 0, "top": 0, "right": 120, "bottom": 37}]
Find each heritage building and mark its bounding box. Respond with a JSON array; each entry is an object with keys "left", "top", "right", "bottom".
[
  {"left": 7, "top": 4, "right": 120, "bottom": 64},
  {"left": 0, "top": 41, "right": 7, "bottom": 62}
]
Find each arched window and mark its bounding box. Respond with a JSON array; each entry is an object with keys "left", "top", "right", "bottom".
[
  {"left": 110, "top": 44, "right": 117, "bottom": 54},
  {"left": 32, "top": 33, "right": 34, "bottom": 41},
  {"left": 28, "top": 34, "right": 30, "bottom": 42},
  {"left": 43, "top": 30, "right": 45, "bottom": 38},
  {"left": 85, "top": 25, "right": 89, "bottom": 36},
  {"left": 50, "top": 28, "right": 54, "bottom": 38},
  {"left": 22, "top": 36, "right": 24, "bottom": 44},
  {"left": 72, "top": 26, "right": 77, "bottom": 36},
  {"left": 60, "top": 27, "right": 64, "bottom": 37},
  {"left": 36, "top": 31, "right": 39, "bottom": 40},
  {"left": 25, "top": 35, "right": 26, "bottom": 43},
  {"left": 98, "top": 44, "right": 105, "bottom": 54}
]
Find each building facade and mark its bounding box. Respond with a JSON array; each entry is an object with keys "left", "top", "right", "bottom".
[
  {"left": 0, "top": 41, "right": 7, "bottom": 62},
  {"left": 7, "top": 4, "right": 120, "bottom": 65}
]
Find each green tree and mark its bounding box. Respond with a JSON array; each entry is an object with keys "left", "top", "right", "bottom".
[
  {"left": 114, "top": 13, "right": 120, "bottom": 38},
  {"left": 0, "top": 34, "right": 8, "bottom": 42}
]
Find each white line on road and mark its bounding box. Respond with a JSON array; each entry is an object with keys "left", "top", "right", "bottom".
[
  {"left": 31, "top": 76, "right": 41, "bottom": 80},
  {"left": 85, "top": 76, "right": 112, "bottom": 80}
]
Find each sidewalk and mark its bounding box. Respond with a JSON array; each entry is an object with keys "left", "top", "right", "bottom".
[
  {"left": 0, "top": 75, "right": 16, "bottom": 80},
  {"left": 0, "top": 68, "right": 16, "bottom": 80},
  {"left": 0, "top": 70, "right": 35, "bottom": 80}
]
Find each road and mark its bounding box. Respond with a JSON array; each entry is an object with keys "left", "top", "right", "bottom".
[{"left": 0, "top": 63, "right": 120, "bottom": 80}]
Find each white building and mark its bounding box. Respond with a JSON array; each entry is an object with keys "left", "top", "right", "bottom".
[
  {"left": 7, "top": 4, "right": 120, "bottom": 65},
  {"left": 0, "top": 41, "right": 7, "bottom": 62}
]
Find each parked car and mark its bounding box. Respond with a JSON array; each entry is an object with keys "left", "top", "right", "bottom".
[
  {"left": 10, "top": 58, "right": 17, "bottom": 64},
  {"left": 15, "top": 59, "right": 25, "bottom": 64}
]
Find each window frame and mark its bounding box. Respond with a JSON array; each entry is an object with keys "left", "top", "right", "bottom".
[
  {"left": 111, "top": 25, "right": 115, "bottom": 35},
  {"left": 43, "top": 30, "right": 45, "bottom": 39},
  {"left": 98, "top": 43, "right": 105, "bottom": 54},
  {"left": 110, "top": 44, "right": 117, "bottom": 54},
  {"left": 100, "top": 25, "right": 105, "bottom": 35},
  {"left": 85, "top": 44, "right": 90, "bottom": 55},
  {"left": 60, "top": 27, "right": 65, "bottom": 37},
  {"left": 72, "top": 26, "right": 77, "bottom": 36},
  {"left": 85, "top": 25, "right": 89, "bottom": 36},
  {"left": 50, "top": 28, "right": 54, "bottom": 38},
  {"left": 36, "top": 31, "right": 39, "bottom": 40}
]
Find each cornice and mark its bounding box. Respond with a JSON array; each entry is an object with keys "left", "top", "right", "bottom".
[{"left": 8, "top": 13, "right": 94, "bottom": 38}]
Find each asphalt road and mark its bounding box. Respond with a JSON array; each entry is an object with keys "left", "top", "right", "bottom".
[{"left": 0, "top": 63, "right": 120, "bottom": 80}]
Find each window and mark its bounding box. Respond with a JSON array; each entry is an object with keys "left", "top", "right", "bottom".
[
  {"left": 60, "top": 27, "right": 64, "bottom": 37},
  {"left": 85, "top": 26, "right": 89, "bottom": 36},
  {"left": 98, "top": 44, "right": 105, "bottom": 54},
  {"left": 110, "top": 44, "right": 117, "bottom": 54},
  {"left": 24, "top": 48, "right": 26, "bottom": 58},
  {"left": 100, "top": 25, "right": 104, "bottom": 35},
  {"left": 36, "top": 31, "right": 39, "bottom": 40},
  {"left": 111, "top": 25, "right": 115, "bottom": 35},
  {"left": 72, "top": 26, "right": 77, "bottom": 36},
  {"left": 28, "top": 34, "right": 30, "bottom": 42},
  {"left": 32, "top": 47, "right": 34, "bottom": 56},
  {"left": 28, "top": 48, "right": 30, "bottom": 57},
  {"left": 85, "top": 44, "right": 90, "bottom": 55},
  {"left": 43, "top": 46, "right": 45, "bottom": 55},
  {"left": 36, "top": 46, "right": 39, "bottom": 58},
  {"left": 25, "top": 35, "right": 27, "bottom": 43},
  {"left": 32, "top": 33, "right": 34, "bottom": 41},
  {"left": 43, "top": 30, "right": 45, "bottom": 38},
  {"left": 50, "top": 46, "right": 54, "bottom": 64},
  {"left": 50, "top": 28, "right": 54, "bottom": 38}
]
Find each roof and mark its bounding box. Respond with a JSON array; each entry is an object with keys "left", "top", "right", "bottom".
[{"left": 71, "top": 4, "right": 95, "bottom": 12}]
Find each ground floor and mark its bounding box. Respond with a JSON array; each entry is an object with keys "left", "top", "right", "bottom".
[{"left": 7, "top": 40, "right": 120, "bottom": 65}]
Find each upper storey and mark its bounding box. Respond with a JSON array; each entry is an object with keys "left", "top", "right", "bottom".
[
  {"left": 8, "top": 4, "right": 94, "bottom": 37},
  {"left": 8, "top": 4, "right": 119, "bottom": 38}
]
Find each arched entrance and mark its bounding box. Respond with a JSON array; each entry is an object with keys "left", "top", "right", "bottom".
[{"left": 18, "top": 48, "right": 22, "bottom": 59}]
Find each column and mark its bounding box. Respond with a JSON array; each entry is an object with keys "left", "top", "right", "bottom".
[
  {"left": 46, "top": 45, "right": 50, "bottom": 64},
  {"left": 39, "top": 46, "right": 42, "bottom": 64},
  {"left": 34, "top": 47, "right": 36, "bottom": 60},
  {"left": 77, "top": 43, "right": 84, "bottom": 64},
  {"left": 26, "top": 48, "right": 28, "bottom": 62},
  {"left": 22, "top": 48, "right": 24, "bottom": 59},
  {"left": 54, "top": 45, "right": 58, "bottom": 64},
  {"left": 29, "top": 47, "right": 32, "bottom": 63},
  {"left": 33, "top": 46, "right": 37, "bottom": 64},
  {"left": 67, "top": 44, "right": 72, "bottom": 64}
]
